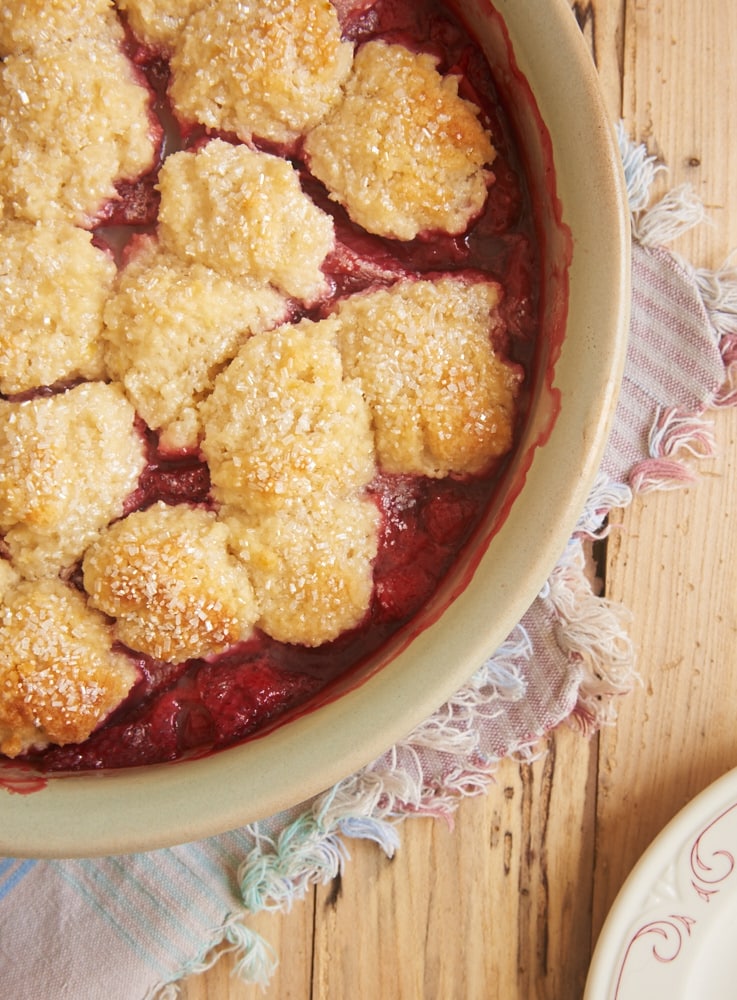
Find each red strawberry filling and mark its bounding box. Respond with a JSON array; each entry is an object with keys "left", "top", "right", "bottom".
[{"left": 42, "top": 653, "right": 322, "bottom": 769}]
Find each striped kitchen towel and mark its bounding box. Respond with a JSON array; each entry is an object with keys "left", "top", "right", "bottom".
[{"left": 0, "top": 126, "right": 735, "bottom": 999}]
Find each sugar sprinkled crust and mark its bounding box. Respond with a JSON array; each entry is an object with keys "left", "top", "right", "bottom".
[
  {"left": 0, "top": 382, "right": 146, "bottom": 578},
  {"left": 158, "top": 141, "right": 335, "bottom": 305},
  {"left": 334, "top": 277, "right": 521, "bottom": 477},
  {"left": 0, "top": 560, "right": 20, "bottom": 602},
  {"left": 201, "top": 313, "right": 380, "bottom": 647},
  {"left": 0, "top": 2, "right": 527, "bottom": 758},
  {"left": 0, "top": 219, "right": 115, "bottom": 395},
  {"left": 115, "top": 0, "right": 206, "bottom": 50},
  {"left": 201, "top": 320, "right": 375, "bottom": 513},
  {"left": 83, "top": 502, "right": 259, "bottom": 663},
  {"left": 0, "top": 0, "right": 121, "bottom": 55},
  {"left": 225, "top": 497, "right": 379, "bottom": 646},
  {"left": 0, "top": 578, "right": 138, "bottom": 758},
  {"left": 0, "top": 35, "right": 156, "bottom": 226},
  {"left": 102, "top": 238, "right": 290, "bottom": 451},
  {"left": 169, "top": 0, "right": 353, "bottom": 146},
  {"left": 304, "top": 39, "right": 495, "bottom": 240}
]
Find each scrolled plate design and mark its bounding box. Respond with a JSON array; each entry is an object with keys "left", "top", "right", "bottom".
[{"left": 585, "top": 767, "right": 737, "bottom": 999}]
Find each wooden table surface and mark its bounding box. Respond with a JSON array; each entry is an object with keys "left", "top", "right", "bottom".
[{"left": 180, "top": 2, "right": 737, "bottom": 996}]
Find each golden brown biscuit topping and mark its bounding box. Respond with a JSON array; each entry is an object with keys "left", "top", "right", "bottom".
[
  {"left": 169, "top": 0, "right": 353, "bottom": 145},
  {"left": 0, "top": 0, "right": 529, "bottom": 763},
  {"left": 304, "top": 40, "right": 495, "bottom": 240},
  {"left": 0, "top": 578, "right": 138, "bottom": 757}
]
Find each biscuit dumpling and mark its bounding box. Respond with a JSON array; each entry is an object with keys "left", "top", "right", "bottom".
[
  {"left": 333, "top": 277, "right": 521, "bottom": 477},
  {"left": 169, "top": 0, "right": 353, "bottom": 146},
  {"left": 0, "top": 382, "right": 146, "bottom": 578},
  {"left": 0, "top": 0, "right": 122, "bottom": 56},
  {"left": 0, "top": 578, "right": 139, "bottom": 758},
  {"left": 201, "top": 319, "right": 375, "bottom": 512},
  {"left": 0, "top": 219, "right": 115, "bottom": 395},
  {"left": 115, "top": 0, "right": 206, "bottom": 50},
  {"left": 157, "top": 141, "right": 335, "bottom": 305},
  {"left": 225, "top": 496, "right": 379, "bottom": 647},
  {"left": 0, "top": 35, "right": 157, "bottom": 225},
  {"left": 304, "top": 40, "right": 495, "bottom": 240},
  {"left": 102, "top": 238, "right": 290, "bottom": 451},
  {"left": 83, "top": 502, "right": 260, "bottom": 663}
]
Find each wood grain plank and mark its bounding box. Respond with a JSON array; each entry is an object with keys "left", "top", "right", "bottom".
[
  {"left": 180, "top": 2, "right": 737, "bottom": 996},
  {"left": 595, "top": 0, "right": 737, "bottom": 943},
  {"left": 179, "top": 732, "right": 597, "bottom": 1000},
  {"left": 570, "top": 0, "right": 626, "bottom": 120},
  {"left": 307, "top": 725, "right": 595, "bottom": 1000}
]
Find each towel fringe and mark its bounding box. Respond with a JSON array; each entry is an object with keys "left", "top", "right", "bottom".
[
  {"left": 616, "top": 121, "right": 664, "bottom": 213},
  {"left": 546, "top": 540, "right": 637, "bottom": 729},
  {"left": 694, "top": 260, "right": 737, "bottom": 340},
  {"left": 145, "top": 986, "right": 179, "bottom": 1000},
  {"left": 144, "top": 915, "right": 278, "bottom": 998},
  {"left": 617, "top": 126, "right": 737, "bottom": 490},
  {"left": 615, "top": 126, "right": 705, "bottom": 247},
  {"left": 630, "top": 457, "right": 697, "bottom": 493},
  {"left": 626, "top": 405, "right": 717, "bottom": 491},
  {"left": 219, "top": 918, "right": 279, "bottom": 989},
  {"left": 575, "top": 471, "right": 633, "bottom": 538},
  {"left": 238, "top": 821, "right": 351, "bottom": 914},
  {"left": 469, "top": 624, "right": 531, "bottom": 701},
  {"left": 632, "top": 183, "right": 708, "bottom": 248},
  {"left": 647, "top": 405, "right": 716, "bottom": 460}
]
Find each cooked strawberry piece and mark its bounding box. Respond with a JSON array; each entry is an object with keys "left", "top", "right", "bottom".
[
  {"left": 35, "top": 700, "right": 182, "bottom": 770},
  {"left": 125, "top": 456, "right": 211, "bottom": 514},
  {"left": 374, "top": 564, "right": 438, "bottom": 623},
  {"left": 421, "top": 487, "right": 480, "bottom": 547},
  {"left": 330, "top": 0, "right": 378, "bottom": 28},
  {"left": 194, "top": 658, "right": 321, "bottom": 746},
  {"left": 96, "top": 175, "right": 161, "bottom": 227}
]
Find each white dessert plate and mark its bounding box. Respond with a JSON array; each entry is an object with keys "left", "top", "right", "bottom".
[{"left": 585, "top": 766, "right": 737, "bottom": 999}]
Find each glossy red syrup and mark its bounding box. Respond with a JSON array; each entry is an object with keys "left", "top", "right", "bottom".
[{"left": 17, "top": 0, "right": 544, "bottom": 771}]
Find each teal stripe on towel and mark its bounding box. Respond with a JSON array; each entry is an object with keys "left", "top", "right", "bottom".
[
  {"left": 54, "top": 861, "right": 171, "bottom": 979},
  {"left": 55, "top": 850, "right": 241, "bottom": 978},
  {"left": 0, "top": 859, "right": 37, "bottom": 902}
]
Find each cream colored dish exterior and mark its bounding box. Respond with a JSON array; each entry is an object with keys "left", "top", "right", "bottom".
[{"left": 0, "top": 0, "right": 630, "bottom": 857}]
